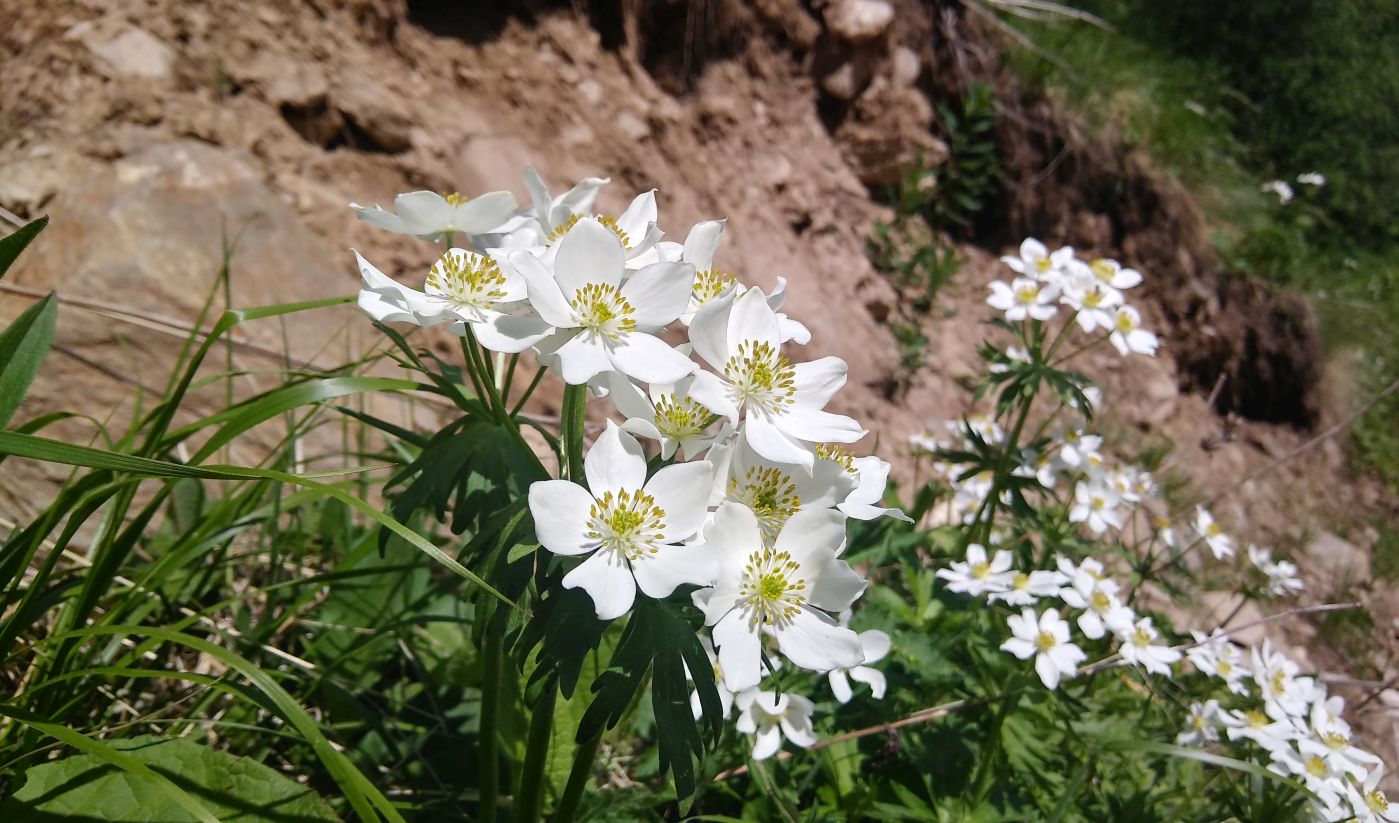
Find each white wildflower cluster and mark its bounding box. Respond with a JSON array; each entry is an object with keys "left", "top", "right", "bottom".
[
  {"left": 990, "top": 238, "right": 1158, "bottom": 357},
  {"left": 1261, "top": 172, "right": 1326, "bottom": 205},
  {"left": 352, "top": 169, "right": 908, "bottom": 762}
]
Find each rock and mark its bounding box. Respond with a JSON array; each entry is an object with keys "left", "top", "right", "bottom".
[
  {"left": 1306, "top": 532, "right": 1371, "bottom": 586},
  {"left": 77, "top": 25, "right": 175, "bottom": 82},
  {"left": 265, "top": 64, "right": 330, "bottom": 111},
  {"left": 329, "top": 70, "right": 414, "bottom": 154},
  {"left": 833, "top": 81, "right": 948, "bottom": 185},
  {"left": 616, "top": 111, "right": 650, "bottom": 142},
  {"left": 890, "top": 46, "right": 922, "bottom": 87},
  {"left": 821, "top": 60, "right": 869, "bottom": 101},
  {"left": 824, "top": 0, "right": 895, "bottom": 44}
]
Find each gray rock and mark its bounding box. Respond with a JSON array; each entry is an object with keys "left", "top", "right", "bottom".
[
  {"left": 824, "top": 0, "right": 895, "bottom": 44},
  {"left": 1306, "top": 532, "right": 1371, "bottom": 586},
  {"left": 79, "top": 26, "right": 175, "bottom": 82}
]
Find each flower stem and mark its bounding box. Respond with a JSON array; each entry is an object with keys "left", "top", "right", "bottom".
[
  {"left": 554, "top": 729, "right": 602, "bottom": 823},
  {"left": 477, "top": 628, "right": 503, "bottom": 820},
  {"left": 560, "top": 384, "right": 587, "bottom": 483},
  {"left": 513, "top": 688, "right": 557, "bottom": 823},
  {"left": 511, "top": 365, "right": 548, "bottom": 417}
]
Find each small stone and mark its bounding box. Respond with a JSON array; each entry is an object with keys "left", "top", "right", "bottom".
[
  {"left": 616, "top": 111, "right": 649, "bottom": 141},
  {"left": 824, "top": 0, "right": 895, "bottom": 44},
  {"left": 84, "top": 27, "right": 175, "bottom": 82},
  {"left": 890, "top": 46, "right": 921, "bottom": 87},
  {"left": 1306, "top": 532, "right": 1371, "bottom": 585}
]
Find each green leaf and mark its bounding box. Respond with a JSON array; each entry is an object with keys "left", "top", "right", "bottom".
[
  {"left": 0, "top": 215, "right": 47, "bottom": 281},
  {"left": 0, "top": 734, "right": 340, "bottom": 822},
  {"left": 0, "top": 292, "right": 57, "bottom": 429}
]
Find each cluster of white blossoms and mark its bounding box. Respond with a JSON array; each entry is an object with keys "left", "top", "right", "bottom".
[
  {"left": 989, "top": 239, "right": 1158, "bottom": 357},
  {"left": 916, "top": 237, "right": 1383, "bottom": 820},
  {"left": 352, "top": 170, "right": 908, "bottom": 761},
  {"left": 1261, "top": 172, "right": 1326, "bottom": 206}
]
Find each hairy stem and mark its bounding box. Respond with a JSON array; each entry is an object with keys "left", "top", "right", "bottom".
[{"left": 513, "top": 688, "right": 558, "bottom": 823}]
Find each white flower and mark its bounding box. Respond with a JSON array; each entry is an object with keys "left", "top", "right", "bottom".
[
  {"left": 354, "top": 250, "right": 552, "bottom": 353},
  {"left": 528, "top": 423, "right": 715, "bottom": 620},
  {"left": 1261, "top": 179, "right": 1295, "bottom": 204},
  {"left": 989, "top": 345, "right": 1032, "bottom": 374},
  {"left": 1114, "top": 616, "right": 1181, "bottom": 677},
  {"left": 837, "top": 455, "right": 913, "bottom": 523},
  {"left": 1221, "top": 705, "right": 1296, "bottom": 754},
  {"left": 734, "top": 689, "right": 818, "bottom": 760},
  {"left": 705, "top": 435, "right": 856, "bottom": 542},
  {"left": 1249, "top": 545, "right": 1305, "bottom": 597},
  {"left": 1177, "top": 700, "right": 1222, "bottom": 746},
  {"left": 695, "top": 504, "right": 865, "bottom": 692},
  {"left": 1346, "top": 766, "right": 1399, "bottom": 822},
  {"left": 1193, "top": 505, "right": 1235, "bottom": 559},
  {"left": 936, "top": 543, "right": 1015, "bottom": 597},
  {"left": 988, "top": 568, "right": 1069, "bottom": 607},
  {"left": 1061, "top": 275, "right": 1122, "bottom": 333},
  {"left": 1185, "top": 630, "right": 1250, "bottom": 695},
  {"left": 1108, "top": 305, "right": 1158, "bottom": 357},
  {"left": 686, "top": 288, "right": 865, "bottom": 472},
  {"left": 1069, "top": 480, "right": 1123, "bottom": 535},
  {"left": 671, "top": 220, "right": 739, "bottom": 323},
  {"left": 1272, "top": 739, "right": 1346, "bottom": 810},
  {"left": 1000, "top": 607, "right": 1086, "bottom": 690},
  {"left": 688, "top": 635, "right": 736, "bottom": 722},
  {"left": 1058, "top": 570, "right": 1132, "bottom": 639},
  {"left": 506, "top": 166, "right": 611, "bottom": 245},
  {"left": 508, "top": 218, "right": 697, "bottom": 385},
  {"left": 828, "top": 615, "right": 890, "bottom": 703},
  {"left": 1057, "top": 429, "right": 1102, "bottom": 469},
  {"left": 1087, "top": 257, "right": 1143, "bottom": 291},
  {"left": 1253, "top": 640, "right": 1312, "bottom": 717},
  {"left": 351, "top": 189, "right": 518, "bottom": 242},
  {"left": 605, "top": 371, "right": 721, "bottom": 461},
  {"left": 1297, "top": 172, "right": 1327, "bottom": 188},
  {"left": 1000, "top": 238, "right": 1074, "bottom": 281},
  {"left": 1305, "top": 701, "right": 1382, "bottom": 780},
  {"left": 987, "top": 277, "right": 1059, "bottom": 321}
]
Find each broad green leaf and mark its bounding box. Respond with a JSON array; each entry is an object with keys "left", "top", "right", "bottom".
[
  {"left": 0, "top": 734, "right": 339, "bottom": 821},
  {"left": 0, "top": 215, "right": 47, "bottom": 281},
  {"left": 0, "top": 292, "right": 57, "bottom": 429}
]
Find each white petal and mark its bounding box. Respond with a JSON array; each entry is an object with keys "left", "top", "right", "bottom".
[
  {"left": 828, "top": 669, "right": 853, "bottom": 704},
  {"left": 774, "top": 508, "right": 848, "bottom": 566},
  {"left": 584, "top": 422, "right": 648, "bottom": 498},
  {"left": 551, "top": 175, "right": 611, "bottom": 226},
  {"left": 563, "top": 549, "right": 637, "bottom": 620},
  {"left": 850, "top": 665, "right": 887, "bottom": 699},
  {"left": 774, "top": 609, "right": 863, "bottom": 672},
  {"left": 620, "top": 262, "right": 694, "bottom": 327},
  {"left": 726, "top": 288, "right": 781, "bottom": 353},
  {"left": 556, "top": 218, "right": 625, "bottom": 295},
  {"left": 392, "top": 191, "right": 451, "bottom": 234},
  {"left": 682, "top": 220, "right": 725, "bottom": 270},
  {"left": 509, "top": 250, "right": 575, "bottom": 328},
  {"left": 352, "top": 204, "right": 409, "bottom": 234},
  {"left": 528, "top": 480, "right": 597, "bottom": 555},
  {"left": 1001, "top": 637, "right": 1035, "bottom": 659},
  {"left": 644, "top": 461, "right": 714, "bottom": 542},
  {"left": 358, "top": 288, "right": 417, "bottom": 325},
  {"left": 751, "top": 725, "right": 782, "bottom": 760},
  {"left": 604, "top": 371, "right": 655, "bottom": 420},
  {"left": 859, "top": 630, "right": 892, "bottom": 663},
  {"left": 744, "top": 414, "right": 815, "bottom": 472},
  {"left": 687, "top": 295, "right": 733, "bottom": 369},
  {"left": 792, "top": 357, "right": 848, "bottom": 409},
  {"left": 703, "top": 502, "right": 765, "bottom": 571},
  {"left": 554, "top": 332, "right": 612, "bottom": 385},
  {"left": 774, "top": 405, "right": 865, "bottom": 444},
  {"left": 1035, "top": 652, "right": 1061, "bottom": 689},
  {"left": 453, "top": 190, "right": 518, "bottom": 233},
  {"left": 616, "top": 189, "right": 658, "bottom": 242},
  {"left": 778, "top": 315, "right": 811, "bottom": 345},
  {"left": 632, "top": 543, "right": 719, "bottom": 598},
  {"left": 606, "top": 332, "right": 697, "bottom": 385},
  {"left": 780, "top": 717, "right": 818, "bottom": 748},
  {"left": 472, "top": 312, "right": 553, "bottom": 354},
  {"left": 806, "top": 557, "right": 866, "bottom": 614},
  {"left": 713, "top": 609, "right": 763, "bottom": 692},
  {"left": 686, "top": 369, "right": 740, "bottom": 423}
]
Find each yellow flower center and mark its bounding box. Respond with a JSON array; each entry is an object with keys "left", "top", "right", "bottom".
[
  {"left": 1207, "top": 523, "right": 1223, "bottom": 537},
  {"left": 1035, "top": 631, "right": 1057, "bottom": 652},
  {"left": 1368, "top": 790, "right": 1390, "bottom": 813},
  {"left": 724, "top": 341, "right": 796, "bottom": 414},
  {"left": 1244, "top": 709, "right": 1267, "bottom": 729},
  {"left": 586, "top": 489, "right": 666, "bottom": 560},
  {"left": 1090, "top": 591, "right": 1111, "bottom": 612},
  {"left": 1115, "top": 312, "right": 1137, "bottom": 332},
  {"left": 1132, "top": 627, "right": 1153, "bottom": 646},
  {"left": 1216, "top": 659, "right": 1232, "bottom": 676},
  {"left": 1090, "top": 258, "right": 1116, "bottom": 281},
  {"left": 571, "top": 283, "right": 636, "bottom": 340},
  {"left": 730, "top": 467, "right": 800, "bottom": 543},
  {"left": 425, "top": 250, "right": 508, "bottom": 312},
  {"left": 815, "top": 443, "right": 856, "bottom": 473},
  {"left": 547, "top": 214, "right": 633, "bottom": 248},
  {"left": 1322, "top": 731, "right": 1348, "bottom": 750},
  {"left": 970, "top": 561, "right": 991, "bottom": 579},
  {"left": 1015, "top": 284, "right": 1039, "bottom": 305},
  {"left": 1083, "top": 289, "right": 1103, "bottom": 308},
  {"left": 693, "top": 268, "right": 737, "bottom": 306},
  {"left": 1012, "top": 572, "right": 1030, "bottom": 590},
  {"left": 1305, "top": 756, "right": 1327, "bottom": 778},
  {"left": 442, "top": 191, "right": 468, "bottom": 207},
  {"left": 1035, "top": 256, "right": 1053, "bottom": 273},
  {"left": 1191, "top": 713, "right": 1207, "bottom": 730},
  {"left": 1270, "top": 671, "right": 1286, "bottom": 695},
  {"left": 654, "top": 395, "right": 712, "bottom": 442},
  {"left": 739, "top": 548, "right": 808, "bottom": 628}
]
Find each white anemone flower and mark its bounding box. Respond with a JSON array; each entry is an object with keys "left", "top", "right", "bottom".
[
  {"left": 988, "top": 277, "right": 1059, "bottom": 321},
  {"left": 1272, "top": 740, "right": 1346, "bottom": 810},
  {"left": 1057, "top": 429, "right": 1102, "bottom": 469},
  {"left": 1000, "top": 607, "right": 1086, "bottom": 690},
  {"left": 351, "top": 189, "right": 519, "bottom": 242},
  {"left": 1248, "top": 545, "right": 1305, "bottom": 597},
  {"left": 1108, "top": 305, "right": 1158, "bottom": 356},
  {"left": 354, "top": 250, "right": 552, "bottom": 353},
  {"left": 828, "top": 614, "right": 891, "bottom": 703},
  {"left": 1000, "top": 238, "right": 1074, "bottom": 281},
  {"left": 1058, "top": 571, "right": 1132, "bottom": 639},
  {"left": 1087, "top": 257, "right": 1143, "bottom": 291},
  {"left": 1346, "top": 766, "right": 1399, "bottom": 822},
  {"left": 509, "top": 218, "right": 697, "bottom": 385},
  {"left": 695, "top": 504, "right": 866, "bottom": 692},
  {"left": 704, "top": 436, "right": 856, "bottom": 543},
  {"left": 686, "top": 288, "right": 864, "bottom": 472},
  {"left": 1069, "top": 480, "right": 1123, "bottom": 535},
  {"left": 1221, "top": 705, "right": 1296, "bottom": 754},
  {"left": 936, "top": 543, "right": 1014, "bottom": 597},
  {"left": 1193, "top": 506, "right": 1235, "bottom": 559},
  {"left": 1177, "top": 700, "right": 1222, "bottom": 746},
  {"left": 528, "top": 423, "right": 715, "bottom": 620},
  {"left": 1114, "top": 616, "right": 1181, "bottom": 677},
  {"left": 988, "top": 568, "right": 1070, "bottom": 607},
  {"left": 838, "top": 455, "right": 913, "bottom": 523},
  {"left": 604, "top": 371, "right": 722, "bottom": 461},
  {"left": 1253, "top": 640, "right": 1311, "bottom": 718},
  {"left": 1305, "top": 702, "right": 1382, "bottom": 780},
  {"left": 1185, "top": 630, "right": 1250, "bottom": 696},
  {"left": 734, "top": 689, "right": 818, "bottom": 760},
  {"left": 1062, "top": 277, "right": 1122, "bottom": 333}
]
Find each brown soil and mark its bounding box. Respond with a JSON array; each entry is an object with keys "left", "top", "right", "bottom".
[{"left": 1, "top": 0, "right": 1394, "bottom": 773}]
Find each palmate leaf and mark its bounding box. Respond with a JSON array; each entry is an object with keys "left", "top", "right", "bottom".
[{"left": 0, "top": 734, "right": 339, "bottom": 822}]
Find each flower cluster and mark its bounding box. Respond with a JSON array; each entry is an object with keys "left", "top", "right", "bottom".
[{"left": 352, "top": 169, "right": 907, "bottom": 761}]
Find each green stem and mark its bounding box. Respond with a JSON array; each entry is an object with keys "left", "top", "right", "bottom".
[
  {"left": 477, "top": 629, "right": 503, "bottom": 821},
  {"left": 463, "top": 327, "right": 506, "bottom": 422},
  {"left": 977, "top": 394, "right": 1034, "bottom": 545},
  {"left": 501, "top": 354, "right": 520, "bottom": 401},
  {"left": 560, "top": 384, "right": 587, "bottom": 483},
  {"left": 513, "top": 688, "right": 557, "bottom": 823},
  {"left": 459, "top": 337, "right": 490, "bottom": 404},
  {"left": 554, "top": 730, "right": 602, "bottom": 823},
  {"left": 511, "top": 365, "right": 547, "bottom": 416}
]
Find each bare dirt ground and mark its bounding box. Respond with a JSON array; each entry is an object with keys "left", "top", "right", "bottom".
[{"left": 2, "top": 0, "right": 1396, "bottom": 768}]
